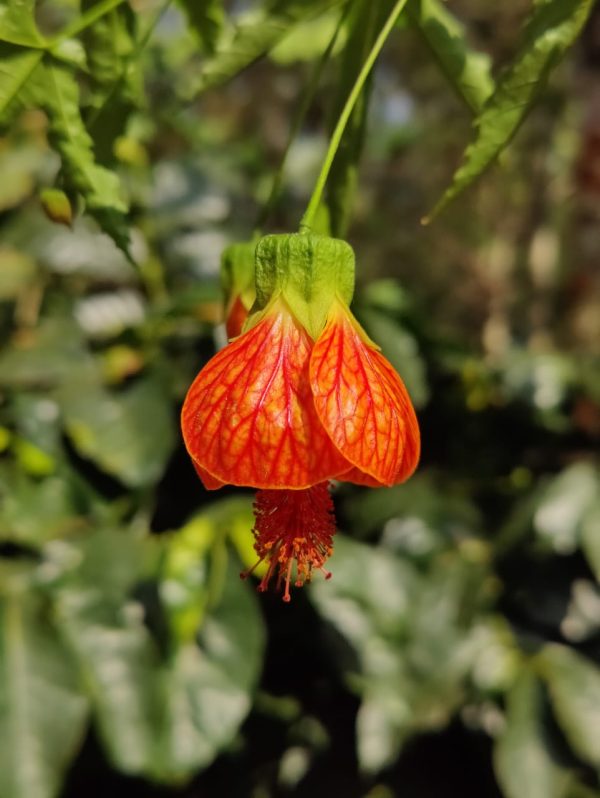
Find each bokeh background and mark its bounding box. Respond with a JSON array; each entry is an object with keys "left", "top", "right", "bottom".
[{"left": 0, "top": 1, "right": 599, "bottom": 797}]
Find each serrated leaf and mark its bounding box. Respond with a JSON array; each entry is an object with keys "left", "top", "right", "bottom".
[
  {"left": 539, "top": 644, "right": 600, "bottom": 767},
  {"left": 0, "top": 0, "right": 45, "bottom": 47},
  {"left": 0, "top": 48, "right": 131, "bottom": 253},
  {"left": 0, "top": 592, "right": 89, "bottom": 798},
  {"left": 177, "top": 0, "right": 225, "bottom": 54},
  {"left": 407, "top": 0, "right": 494, "bottom": 112},
  {"left": 190, "top": 0, "right": 345, "bottom": 95},
  {"left": 494, "top": 669, "right": 569, "bottom": 798},
  {"left": 81, "top": 3, "right": 142, "bottom": 162},
  {"left": 426, "top": 0, "right": 593, "bottom": 221},
  {"left": 42, "top": 61, "right": 130, "bottom": 251}
]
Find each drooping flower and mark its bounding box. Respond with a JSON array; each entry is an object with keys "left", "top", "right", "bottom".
[{"left": 182, "top": 233, "right": 420, "bottom": 600}]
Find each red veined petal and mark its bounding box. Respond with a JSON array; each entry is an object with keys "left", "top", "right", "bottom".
[
  {"left": 181, "top": 304, "right": 350, "bottom": 489},
  {"left": 309, "top": 306, "right": 420, "bottom": 486},
  {"left": 191, "top": 459, "right": 225, "bottom": 490},
  {"left": 341, "top": 466, "right": 386, "bottom": 488}
]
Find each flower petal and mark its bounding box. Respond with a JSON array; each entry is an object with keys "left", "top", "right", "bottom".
[
  {"left": 191, "top": 459, "right": 225, "bottom": 490},
  {"left": 310, "top": 307, "right": 420, "bottom": 486},
  {"left": 182, "top": 305, "right": 350, "bottom": 489}
]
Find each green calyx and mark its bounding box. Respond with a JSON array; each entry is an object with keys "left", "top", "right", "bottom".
[
  {"left": 254, "top": 233, "right": 355, "bottom": 339},
  {"left": 220, "top": 241, "right": 257, "bottom": 309}
]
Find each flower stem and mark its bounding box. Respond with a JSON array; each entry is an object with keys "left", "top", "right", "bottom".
[
  {"left": 255, "top": 4, "right": 348, "bottom": 233},
  {"left": 299, "top": 0, "right": 409, "bottom": 233}
]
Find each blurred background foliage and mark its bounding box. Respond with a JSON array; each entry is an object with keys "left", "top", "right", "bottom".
[{"left": 0, "top": 0, "right": 599, "bottom": 797}]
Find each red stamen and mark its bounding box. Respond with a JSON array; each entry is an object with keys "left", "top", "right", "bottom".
[{"left": 244, "top": 482, "right": 337, "bottom": 601}]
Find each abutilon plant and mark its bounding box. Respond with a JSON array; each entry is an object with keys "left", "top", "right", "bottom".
[
  {"left": 182, "top": 234, "right": 420, "bottom": 601},
  {"left": 182, "top": 0, "right": 420, "bottom": 601}
]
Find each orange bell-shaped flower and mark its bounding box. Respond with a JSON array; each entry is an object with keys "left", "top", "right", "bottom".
[{"left": 181, "top": 234, "right": 420, "bottom": 600}]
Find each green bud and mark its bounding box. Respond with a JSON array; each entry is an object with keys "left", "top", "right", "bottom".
[
  {"left": 254, "top": 233, "right": 355, "bottom": 339},
  {"left": 40, "top": 188, "right": 72, "bottom": 227},
  {"left": 220, "top": 241, "right": 257, "bottom": 309}
]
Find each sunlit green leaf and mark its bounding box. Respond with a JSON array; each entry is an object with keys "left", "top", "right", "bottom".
[
  {"left": 42, "top": 61, "right": 130, "bottom": 252},
  {"left": 407, "top": 0, "right": 494, "bottom": 112},
  {"left": 0, "top": 0, "right": 45, "bottom": 47},
  {"left": 0, "top": 592, "right": 89, "bottom": 798},
  {"left": 426, "top": 0, "right": 594, "bottom": 221},
  {"left": 190, "top": 0, "right": 345, "bottom": 95},
  {"left": 539, "top": 644, "right": 600, "bottom": 767},
  {"left": 494, "top": 669, "right": 569, "bottom": 798},
  {"left": 0, "top": 43, "right": 43, "bottom": 124}
]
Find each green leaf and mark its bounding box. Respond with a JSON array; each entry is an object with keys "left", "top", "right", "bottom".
[
  {"left": 494, "top": 669, "right": 569, "bottom": 798},
  {"left": 59, "top": 374, "right": 176, "bottom": 488},
  {"left": 0, "top": 592, "right": 89, "bottom": 798},
  {"left": 177, "top": 0, "right": 225, "bottom": 54},
  {"left": 426, "top": 0, "right": 594, "bottom": 221},
  {"left": 0, "top": 43, "right": 44, "bottom": 125},
  {"left": 81, "top": 5, "right": 142, "bottom": 162},
  {"left": 190, "top": 0, "right": 345, "bottom": 95},
  {"left": 407, "top": 0, "right": 494, "bottom": 113},
  {"left": 42, "top": 61, "right": 130, "bottom": 252},
  {"left": 0, "top": 47, "right": 131, "bottom": 252},
  {"left": 0, "top": 0, "right": 45, "bottom": 47},
  {"left": 539, "top": 644, "right": 600, "bottom": 767}
]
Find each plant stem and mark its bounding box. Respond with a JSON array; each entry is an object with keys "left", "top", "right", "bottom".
[
  {"left": 299, "top": 0, "right": 409, "bottom": 232},
  {"left": 255, "top": 4, "right": 348, "bottom": 233}
]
